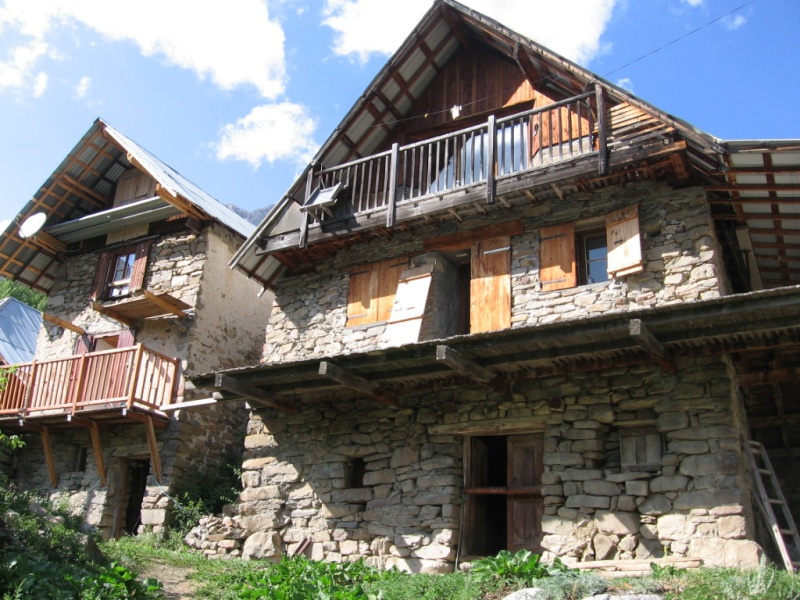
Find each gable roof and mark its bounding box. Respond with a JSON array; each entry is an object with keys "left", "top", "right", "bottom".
[
  {"left": 0, "top": 296, "right": 41, "bottom": 365},
  {"left": 0, "top": 118, "right": 254, "bottom": 294},
  {"left": 231, "top": 0, "right": 800, "bottom": 292}
]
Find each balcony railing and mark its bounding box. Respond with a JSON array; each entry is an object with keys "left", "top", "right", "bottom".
[
  {"left": 309, "top": 89, "right": 599, "bottom": 228},
  {"left": 0, "top": 344, "right": 179, "bottom": 421}
]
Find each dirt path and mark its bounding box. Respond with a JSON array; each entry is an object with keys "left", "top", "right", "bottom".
[{"left": 138, "top": 559, "right": 200, "bottom": 600}]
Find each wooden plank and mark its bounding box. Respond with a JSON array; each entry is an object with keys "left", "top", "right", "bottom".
[
  {"left": 423, "top": 220, "right": 523, "bottom": 252},
  {"left": 385, "top": 265, "right": 434, "bottom": 345},
  {"left": 145, "top": 415, "right": 163, "bottom": 483},
  {"left": 429, "top": 416, "right": 546, "bottom": 436},
  {"left": 470, "top": 236, "right": 511, "bottom": 333},
  {"left": 436, "top": 345, "right": 496, "bottom": 383},
  {"left": 142, "top": 290, "right": 187, "bottom": 319},
  {"left": 606, "top": 205, "right": 643, "bottom": 278},
  {"left": 318, "top": 361, "right": 397, "bottom": 405},
  {"left": 41, "top": 425, "right": 58, "bottom": 487},
  {"left": 539, "top": 223, "right": 576, "bottom": 290},
  {"left": 214, "top": 374, "right": 297, "bottom": 413},
  {"left": 90, "top": 421, "right": 107, "bottom": 487}
]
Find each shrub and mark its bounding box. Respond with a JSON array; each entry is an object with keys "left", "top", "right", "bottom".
[{"left": 469, "top": 549, "right": 550, "bottom": 589}]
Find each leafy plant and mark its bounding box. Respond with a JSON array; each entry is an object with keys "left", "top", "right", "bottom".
[
  {"left": 170, "top": 458, "right": 242, "bottom": 535},
  {"left": 0, "top": 278, "right": 47, "bottom": 311},
  {"left": 469, "top": 549, "right": 550, "bottom": 589}
]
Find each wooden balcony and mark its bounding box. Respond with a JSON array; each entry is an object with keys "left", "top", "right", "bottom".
[{"left": 0, "top": 344, "right": 179, "bottom": 429}]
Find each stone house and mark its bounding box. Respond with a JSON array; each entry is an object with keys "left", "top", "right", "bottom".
[
  {"left": 189, "top": 0, "right": 800, "bottom": 571},
  {"left": 0, "top": 119, "right": 269, "bottom": 539}
]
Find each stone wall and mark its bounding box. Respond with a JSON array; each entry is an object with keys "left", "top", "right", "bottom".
[
  {"left": 221, "top": 355, "right": 760, "bottom": 571},
  {"left": 16, "top": 223, "right": 265, "bottom": 535},
  {"left": 261, "top": 181, "right": 729, "bottom": 364}
]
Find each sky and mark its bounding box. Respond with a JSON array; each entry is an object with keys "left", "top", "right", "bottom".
[{"left": 0, "top": 0, "right": 798, "bottom": 232}]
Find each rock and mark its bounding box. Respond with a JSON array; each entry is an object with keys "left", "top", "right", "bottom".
[
  {"left": 501, "top": 588, "right": 545, "bottom": 599},
  {"left": 656, "top": 514, "right": 693, "bottom": 539},
  {"left": 593, "top": 533, "right": 618, "bottom": 560},
  {"left": 717, "top": 515, "right": 747, "bottom": 539},
  {"left": 688, "top": 538, "right": 762, "bottom": 568},
  {"left": 679, "top": 451, "right": 739, "bottom": 477},
  {"left": 385, "top": 557, "right": 452, "bottom": 574},
  {"left": 649, "top": 475, "right": 689, "bottom": 493},
  {"left": 242, "top": 532, "right": 283, "bottom": 561},
  {"left": 595, "top": 511, "right": 639, "bottom": 535},
  {"left": 638, "top": 494, "right": 672, "bottom": 516},
  {"left": 583, "top": 480, "right": 621, "bottom": 496}
]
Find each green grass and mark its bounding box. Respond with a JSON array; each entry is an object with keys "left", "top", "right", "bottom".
[{"left": 103, "top": 535, "right": 800, "bottom": 600}]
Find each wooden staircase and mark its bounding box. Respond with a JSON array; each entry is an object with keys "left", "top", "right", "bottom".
[{"left": 745, "top": 439, "right": 800, "bottom": 571}]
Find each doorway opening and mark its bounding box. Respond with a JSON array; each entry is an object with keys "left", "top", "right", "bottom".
[
  {"left": 463, "top": 433, "right": 543, "bottom": 556},
  {"left": 115, "top": 458, "right": 150, "bottom": 537}
]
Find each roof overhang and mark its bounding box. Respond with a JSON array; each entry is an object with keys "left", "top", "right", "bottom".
[{"left": 189, "top": 286, "right": 800, "bottom": 412}]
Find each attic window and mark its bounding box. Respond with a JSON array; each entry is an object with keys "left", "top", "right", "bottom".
[{"left": 300, "top": 182, "right": 343, "bottom": 219}]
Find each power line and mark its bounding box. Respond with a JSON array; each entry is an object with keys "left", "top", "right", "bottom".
[{"left": 604, "top": 0, "right": 759, "bottom": 77}]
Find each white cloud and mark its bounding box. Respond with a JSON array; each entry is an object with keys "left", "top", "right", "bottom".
[
  {"left": 75, "top": 75, "right": 90, "bottom": 98},
  {"left": 322, "top": 0, "right": 619, "bottom": 65},
  {"left": 215, "top": 102, "right": 318, "bottom": 169},
  {"left": 0, "top": 40, "right": 48, "bottom": 92},
  {"left": 616, "top": 77, "right": 634, "bottom": 92},
  {"left": 681, "top": 0, "right": 704, "bottom": 6},
  {"left": 0, "top": 0, "right": 287, "bottom": 99},
  {"left": 723, "top": 14, "right": 746, "bottom": 30},
  {"left": 32, "top": 71, "right": 47, "bottom": 97}
]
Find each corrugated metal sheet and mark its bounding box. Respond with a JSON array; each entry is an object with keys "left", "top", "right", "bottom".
[{"left": 0, "top": 297, "right": 41, "bottom": 364}]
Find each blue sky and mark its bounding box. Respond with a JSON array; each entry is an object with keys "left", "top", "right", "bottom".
[{"left": 0, "top": 0, "right": 797, "bottom": 231}]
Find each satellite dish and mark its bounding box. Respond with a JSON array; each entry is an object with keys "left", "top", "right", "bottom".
[{"left": 19, "top": 212, "right": 47, "bottom": 239}]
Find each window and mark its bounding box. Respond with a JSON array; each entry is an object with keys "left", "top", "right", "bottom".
[
  {"left": 346, "top": 257, "right": 408, "bottom": 327},
  {"left": 619, "top": 426, "right": 663, "bottom": 471},
  {"left": 578, "top": 230, "right": 608, "bottom": 285},
  {"left": 109, "top": 251, "right": 136, "bottom": 297},
  {"left": 539, "top": 205, "right": 643, "bottom": 291},
  {"left": 91, "top": 241, "right": 150, "bottom": 301}
]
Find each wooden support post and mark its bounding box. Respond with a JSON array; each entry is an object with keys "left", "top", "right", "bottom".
[
  {"left": 486, "top": 115, "right": 496, "bottom": 204},
  {"left": 41, "top": 425, "right": 58, "bottom": 487},
  {"left": 629, "top": 319, "right": 676, "bottom": 374},
  {"left": 386, "top": 143, "right": 399, "bottom": 228},
  {"left": 142, "top": 290, "right": 187, "bottom": 318},
  {"left": 436, "top": 345, "right": 496, "bottom": 383},
  {"left": 595, "top": 83, "right": 608, "bottom": 175},
  {"left": 145, "top": 416, "right": 163, "bottom": 484},
  {"left": 214, "top": 374, "right": 297, "bottom": 413},
  {"left": 318, "top": 361, "right": 397, "bottom": 406},
  {"left": 90, "top": 421, "right": 107, "bottom": 487}
]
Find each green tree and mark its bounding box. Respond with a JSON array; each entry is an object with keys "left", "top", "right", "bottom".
[{"left": 0, "top": 278, "right": 46, "bottom": 311}]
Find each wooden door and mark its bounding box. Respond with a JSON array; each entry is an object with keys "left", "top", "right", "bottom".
[
  {"left": 507, "top": 434, "right": 544, "bottom": 552},
  {"left": 470, "top": 236, "right": 511, "bottom": 333}
]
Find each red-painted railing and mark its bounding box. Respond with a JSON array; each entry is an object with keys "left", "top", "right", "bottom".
[{"left": 0, "top": 344, "right": 179, "bottom": 419}]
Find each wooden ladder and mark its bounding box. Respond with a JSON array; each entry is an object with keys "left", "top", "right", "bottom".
[{"left": 745, "top": 439, "right": 800, "bottom": 571}]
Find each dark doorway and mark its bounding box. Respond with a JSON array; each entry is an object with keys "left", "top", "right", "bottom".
[
  {"left": 464, "top": 433, "right": 544, "bottom": 556},
  {"left": 117, "top": 458, "right": 150, "bottom": 537}
]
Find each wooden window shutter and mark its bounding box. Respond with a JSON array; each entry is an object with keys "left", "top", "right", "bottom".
[
  {"left": 116, "top": 328, "right": 136, "bottom": 347},
  {"left": 470, "top": 235, "right": 511, "bottom": 334},
  {"left": 346, "top": 258, "right": 407, "bottom": 327},
  {"left": 130, "top": 241, "right": 151, "bottom": 292},
  {"left": 620, "top": 426, "right": 662, "bottom": 471},
  {"left": 606, "top": 205, "right": 643, "bottom": 278},
  {"left": 75, "top": 334, "right": 94, "bottom": 354},
  {"left": 385, "top": 264, "right": 434, "bottom": 345},
  {"left": 91, "top": 252, "right": 112, "bottom": 300},
  {"left": 539, "top": 223, "right": 576, "bottom": 291}
]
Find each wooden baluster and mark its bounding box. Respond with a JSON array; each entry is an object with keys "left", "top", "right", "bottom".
[
  {"left": 487, "top": 115, "right": 496, "bottom": 204},
  {"left": 386, "top": 143, "right": 399, "bottom": 227},
  {"left": 126, "top": 344, "right": 145, "bottom": 409},
  {"left": 69, "top": 353, "right": 88, "bottom": 414},
  {"left": 595, "top": 83, "right": 608, "bottom": 175}
]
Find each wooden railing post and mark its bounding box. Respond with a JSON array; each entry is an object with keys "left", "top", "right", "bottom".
[
  {"left": 126, "top": 344, "right": 145, "bottom": 410},
  {"left": 595, "top": 82, "right": 609, "bottom": 175},
  {"left": 386, "top": 143, "right": 399, "bottom": 227},
  {"left": 69, "top": 353, "right": 88, "bottom": 414},
  {"left": 299, "top": 166, "right": 315, "bottom": 249},
  {"left": 486, "top": 115, "right": 496, "bottom": 204},
  {"left": 22, "top": 361, "right": 38, "bottom": 416}
]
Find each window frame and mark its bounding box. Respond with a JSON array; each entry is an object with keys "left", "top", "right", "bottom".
[{"left": 91, "top": 240, "right": 150, "bottom": 301}]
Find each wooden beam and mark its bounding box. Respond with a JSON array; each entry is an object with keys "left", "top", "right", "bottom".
[
  {"left": 90, "top": 421, "right": 107, "bottom": 487},
  {"left": 318, "top": 361, "right": 397, "bottom": 406},
  {"left": 60, "top": 175, "right": 108, "bottom": 208},
  {"left": 41, "top": 425, "right": 58, "bottom": 487},
  {"left": 142, "top": 290, "right": 187, "bottom": 319},
  {"left": 739, "top": 367, "right": 800, "bottom": 387},
  {"left": 429, "top": 416, "right": 546, "bottom": 436},
  {"left": 33, "top": 230, "right": 67, "bottom": 254},
  {"left": 436, "top": 345, "right": 496, "bottom": 383},
  {"left": 43, "top": 313, "right": 86, "bottom": 335},
  {"left": 160, "top": 397, "right": 220, "bottom": 411},
  {"left": 423, "top": 220, "right": 524, "bottom": 252},
  {"left": 629, "top": 319, "right": 677, "bottom": 374},
  {"left": 145, "top": 416, "right": 163, "bottom": 484},
  {"left": 90, "top": 301, "right": 135, "bottom": 327},
  {"left": 214, "top": 373, "right": 297, "bottom": 413},
  {"left": 706, "top": 184, "right": 800, "bottom": 193}
]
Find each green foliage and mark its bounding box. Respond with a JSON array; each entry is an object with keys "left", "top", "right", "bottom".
[
  {"left": 365, "top": 570, "right": 479, "bottom": 600},
  {"left": 654, "top": 561, "right": 800, "bottom": 600},
  {"left": 170, "top": 458, "right": 242, "bottom": 535},
  {"left": 469, "top": 549, "right": 552, "bottom": 589},
  {"left": 0, "top": 485, "right": 162, "bottom": 599},
  {"left": 0, "top": 278, "right": 46, "bottom": 311}
]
